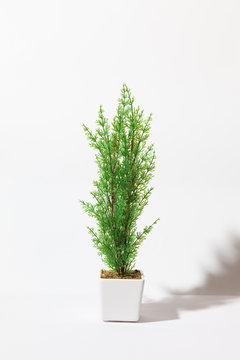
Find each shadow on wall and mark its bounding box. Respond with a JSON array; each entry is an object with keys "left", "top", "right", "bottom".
[{"left": 140, "top": 235, "right": 240, "bottom": 323}]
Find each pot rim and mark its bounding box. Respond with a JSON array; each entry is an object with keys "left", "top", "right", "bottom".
[{"left": 100, "top": 270, "right": 144, "bottom": 281}]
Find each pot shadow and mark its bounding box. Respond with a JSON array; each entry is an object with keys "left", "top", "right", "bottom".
[{"left": 139, "top": 235, "right": 240, "bottom": 323}]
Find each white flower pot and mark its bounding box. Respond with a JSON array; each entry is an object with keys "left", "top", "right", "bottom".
[{"left": 100, "top": 271, "right": 144, "bottom": 322}]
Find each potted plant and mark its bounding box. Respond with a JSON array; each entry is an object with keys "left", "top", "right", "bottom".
[{"left": 80, "top": 84, "right": 159, "bottom": 321}]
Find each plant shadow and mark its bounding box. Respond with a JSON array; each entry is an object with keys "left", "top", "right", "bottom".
[{"left": 139, "top": 235, "right": 240, "bottom": 323}]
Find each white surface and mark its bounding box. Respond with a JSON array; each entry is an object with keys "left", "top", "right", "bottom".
[
  {"left": 0, "top": 293, "right": 240, "bottom": 360},
  {"left": 100, "top": 277, "right": 144, "bottom": 321}
]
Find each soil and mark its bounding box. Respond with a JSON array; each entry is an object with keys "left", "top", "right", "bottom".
[{"left": 100, "top": 269, "right": 142, "bottom": 279}]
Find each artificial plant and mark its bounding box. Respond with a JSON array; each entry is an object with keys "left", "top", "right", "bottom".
[{"left": 80, "top": 84, "right": 159, "bottom": 276}]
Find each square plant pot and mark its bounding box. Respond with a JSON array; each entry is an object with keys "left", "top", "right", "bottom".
[{"left": 100, "top": 271, "right": 144, "bottom": 322}]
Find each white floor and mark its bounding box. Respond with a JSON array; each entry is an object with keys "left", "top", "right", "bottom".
[{"left": 0, "top": 293, "right": 239, "bottom": 360}]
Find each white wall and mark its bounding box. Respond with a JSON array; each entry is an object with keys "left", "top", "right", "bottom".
[{"left": 1, "top": 0, "right": 240, "bottom": 297}]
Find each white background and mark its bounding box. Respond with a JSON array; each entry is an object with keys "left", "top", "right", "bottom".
[
  {"left": 1, "top": 1, "right": 240, "bottom": 358},
  {"left": 1, "top": 0, "right": 240, "bottom": 296}
]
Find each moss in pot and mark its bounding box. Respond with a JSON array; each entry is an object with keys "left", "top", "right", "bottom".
[{"left": 80, "top": 84, "right": 159, "bottom": 321}]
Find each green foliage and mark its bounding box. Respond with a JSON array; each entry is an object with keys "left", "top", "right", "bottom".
[{"left": 80, "top": 84, "right": 159, "bottom": 275}]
